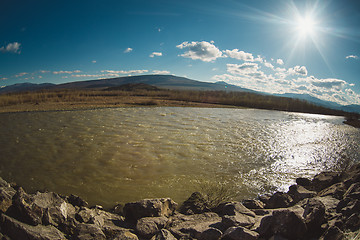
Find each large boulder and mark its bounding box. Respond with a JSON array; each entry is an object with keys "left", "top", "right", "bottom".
[
  {"left": 168, "top": 212, "right": 222, "bottom": 239},
  {"left": 136, "top": 216, "right": 168, "bottom": 238},
  {"left": 319, "top": 226, "right": 344, "bottom": 240},
  {"left": 312, "top": 172, "right": 340, "bottom": 192},
  {"left": 0, "top": 177, "right": 16, "bottom": 213},
  {"left": 287, "top": 185, "right": 316, "bottom": 203},
  {"left": 179, "top": 192, "right": 210, "bottom": 215},
  {"left": 257, "top": 209, "right": 307, "bottom": 240},
  {"left": 74, "top": 223, "right": 106, "bottom": 240},
  {"left": 123, "top": 198, "right": 177, "bottom": 223},
  {"left": 301, "top": 198, "right": 326, "bottom": 238},
  {"left": 215, "top": 202, "right": 256, "bottom": 218},
  {"left": 242, "top": 199, "right": 264, "bottom": 210},
  {"left": 221, "top": 213, "right": 256, "bottom": 229},
  {"left": 265, "top": 192, "right": 293, "bottom": 209},
  {"left": 150, "top": 229, "right": 177, "bottom": 240},
  {"left": 318, "top": 182, "right": 346, "bottom": 200},
  {"left": 222, "top": 226, "right": 259, "bottom": 240},
  {"left": 0, "top": 213, "right": 66, "bottom": 240}
]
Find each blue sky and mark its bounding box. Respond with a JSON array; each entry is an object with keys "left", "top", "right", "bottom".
[{"left": 1, "top": 0, "right": 360, "bottom": 105}]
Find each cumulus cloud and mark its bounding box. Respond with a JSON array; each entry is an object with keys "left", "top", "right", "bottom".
[
  {"left": 92, "top": 60, "right": 97, "bottom": 63},
  {"left": 15, "top": 72, "right": 28, "bottom": 78},
  {"left": 176, "top": 41, "right": 223, "bottom": 62},
  {"left": 53, "top": 70, "right": 81, "bottom": 74},
  {"left": 152, "top": 70, "right": 170, "bottom": 74},
  {"left": 223, "top": 49, "right": 254, "bottom": 61},
  {"left": 101, "top": 69, "right": 148, "bottom": 75},
  {"left": 0, "top": 77, "right": 8, "bottom": 81},
  {"left": 149, "top": 52, "right": 162, "bottom": 57},
  {"left": 288, "top": 66, "right": 307, "bottom": 76},
  {"left": 304, "top": 76, "right": 347, "bottom": 90},
  {"left": 0, "top": 42, "right": 21, "bottom": 54},
  {"left": 276, "top": 59, "right": 284, "bottom": 65},
  {"left": 345, "top": 55, "right": 358, "bottom": 59},
  {"left": 124, "top": 48, "right": 133, "bottom": 53},
  {"left": 227, "top": 63, "right": 259, "bottom": 75},
  {"left": 264, "top": 61, "right": 274, "bottom": 69}
]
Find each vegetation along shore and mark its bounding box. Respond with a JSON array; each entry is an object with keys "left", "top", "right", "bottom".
[{"left": 0, "top": 162, "right": 359, "bottom": 239}]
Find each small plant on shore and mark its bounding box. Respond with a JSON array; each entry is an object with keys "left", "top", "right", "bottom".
[{"left": 199, "top": 181, "right": 238, "bottom": 209}]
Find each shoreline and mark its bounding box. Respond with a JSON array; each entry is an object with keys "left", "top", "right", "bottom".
[{"left": 0, "top": 163, "right": 359, "bottom": 239}]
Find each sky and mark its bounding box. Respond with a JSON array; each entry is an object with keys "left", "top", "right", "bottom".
[{"left": 1, "top": 0, "right": 360, "bottom": 105}]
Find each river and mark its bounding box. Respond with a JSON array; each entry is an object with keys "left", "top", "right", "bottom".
[{"left": 0, "top": 107, "right": 359, "bottom": 208}]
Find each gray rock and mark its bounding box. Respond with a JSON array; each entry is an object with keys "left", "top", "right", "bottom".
[
  {"left": 265, "top": 192, "right": 293, "bottom": 209},
  {"left": 199, "top": 227, "right": 222, "bottom": 240},
  {"left": 258, "top": 209, "right": 307, "bottom": 240},
  {"left": 123, "top": 198, "right": 177, "bottom": 223},
  {"left": 66, "top": 194, "right": 88, "bottom": 208},
  {"left": 319, "top": 226, "right": 344, "bottom": 240},
  {"left": 343, "top": 182, "right": 360, "bottom": 199},
  {"left": 112, "top": 230, "right": 139, "bottom": 240},
  {"left": 136, "top": 216, "right": 168, "bottom": 238},
  {"left": 287, "top": 185, "right": 316, "bottom": 203},
  {"left": 179, "top": 192, "right": 210, "bottom": 215},
  {"left": 221, "top": 226, "right": 259, "bottom": 240},
  {"left": 216, "top": 202, "right": 256, "bottom": 218},
  {"left": 151, "top": 229, "right": 177, "bottom": 240},
  {"left": 318, "top": 182, "right": 346, "bottom": 200},
  {"left": 242, "top": 199, "right": 264, "bottom": 210},
  {"left": 295, "top": 177, "right": 312, "bottom": 188},
  {"left": 312, "top": 172, "right": 340, "bottom": 192},
  {"left": 301, "top": 198, "right": 326, "bottom": 237},
  {"left": 221, "top": 213, "right": 256, "bottom": 229},
  {"left": 168, "top": 212, "right": 222, "bottom": 239},
  {"left": 0, "top": 213, "right": 66, "bottom": 240},
  {"left": 336, "top": 198, "right": 360, "bottom": 217},
  {"left": 74, "top": 223, "right": 106, "bottom": 240},
  {"left": 0, "top": 183, "right": 16, "bottom": 213}
]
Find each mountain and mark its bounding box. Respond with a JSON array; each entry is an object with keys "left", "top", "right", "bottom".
[{"left": 0, "top": 82, "right": 55, "bottom": 94}]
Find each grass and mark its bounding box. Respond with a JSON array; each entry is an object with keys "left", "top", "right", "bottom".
[{"left": 198, "top": 181, "right": 238, "bottom": 209}]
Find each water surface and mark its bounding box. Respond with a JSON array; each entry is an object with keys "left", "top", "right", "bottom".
[{"left": 0, "top": 107, "right": 359, "bottom": 207}]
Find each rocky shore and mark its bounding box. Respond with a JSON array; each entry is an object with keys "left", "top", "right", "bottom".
[{"left": 0, "top": 163, "right": 359, "bottom": 240}]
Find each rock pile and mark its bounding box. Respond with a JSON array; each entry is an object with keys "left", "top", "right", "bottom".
[{"left": 0, "top": 163, "right": 359, "bottom": 239}]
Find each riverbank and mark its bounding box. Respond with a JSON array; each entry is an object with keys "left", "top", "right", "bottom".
[{"left": 0, "top": 163, "right": 359, "bottom": 239}]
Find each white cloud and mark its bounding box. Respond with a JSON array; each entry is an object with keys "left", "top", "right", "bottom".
[
  {"left": 53, "top": 70, "right": 81, "bottom": 74},
  {"left": 124, "top": 48, "right": 133, "bottom": 53},
  {"left": 223, "top": 49, "right": 254, "bottom": 62},
  {"left": 288, "top": 66, "right": 307, "bottom": 76},
  {"left": 152, "top": 70, "right": 170, "bottom": 74},
  {"left": 0, "top": 77, "right": 8, "bottom": 81},
  {"left": 101, "top": 69, "right": 149, "bottom": 75},
  {"left": 15, "top": 72, "right": 28, "bottom": 78},
  {"left": 92, "top": 60, "right": 97, "bottom": 63},
  {"left": 264, "top": 61, "right": 274, "bottom": 69},
  {"left": 276, "top": 59, "right": 284, "bottom": 65},
  {"left": 0, "top": 42, "right": 21, "bottom": 54},
  {"left": 149, "top": 52, "right": 162, "bottom": 58},
  {"left": 39, "top": 70, "right": 50, "bottom": 73},
  {"left": 345, "top": 55, "right": 359, "bottom": 59},
  {"left": 227, "top": 63, "right": 259, "bottom": 75},
  {"left": 176, "top": 41, "right": 223, "bottom": 62}
]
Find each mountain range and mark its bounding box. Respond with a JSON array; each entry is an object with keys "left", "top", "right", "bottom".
[{"left": 1, "top": 74, "right": 359, "bottom": 114}]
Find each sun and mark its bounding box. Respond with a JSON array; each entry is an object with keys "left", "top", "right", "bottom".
[{"left": 296, "top": 16, "right": 316, "bottom": 37}]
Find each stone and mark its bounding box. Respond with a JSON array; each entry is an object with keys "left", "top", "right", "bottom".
[
  {"left": 265, "top": 192, "right": 293, "bottom": 209},
  {"left": 258, "top": 194, "right": 272, "bottom": 205},
  {"left": 74, "top": 223, "right": 106, "bottom": 240},
  {"left": 344, "top": 213, "right": 360, "bottom": 231},
  {"left": 336, "top": 198, "right": 360, "bottom": 217},
  {"left": 136, "top": 216, "right": 168, "bottom": 238},
  {"left": 314, "top": 196, "right": 340, "bottom": 216},
  {"left": 319, "top": 226, "right": 344, "bottom": 240},
  {"left": 301, "top": 198, "right": 326, "bottom": 238},
  {"left": 151, "top": 229, "right": 177, "bottom": 240},
  {"left": 258, "top": 209, "right": 307, "bottom": 240},
  {"left": 242, "top": 199, "right": 264, "bottom": 209},
  {"left": 168, "top": 212, "right": 222, "bottom": 239},
  {"left": 179, "top": 192, "right": 210, "bottom": 215},
  {"left": 312, "top": 172, "right": 340, "bottom": 192},
  {"left": 66, "top": 194, "right": 88, "bottom": 207},
  {"left": 296, "top": 177, "right": 312, "bottom": 188},
  {"left": 199, "top": 227, "right": 222, "bottom": 240},
  {"left": 343, "top": 182, "right": 360, "bottom": 199},
  {"left": 215, "top": 202, "right": 256, "bottom": 218},
  {"left": 0, "top": 184, "right": 16, "bottom": 213},
  {"left": 221, "top": 226, "right": 259, "bottom": 240},
  {"left": 0, "top": 213, "right": 66, "bottom": 240},
  {"left": 112, "top": 231, "right": 139, "bottom": 240},
  {"left": 123, "top": 198, "right": 177, "bottom": 223},
  {"left": 221, "top": 213, "right": 256, "bottom": 229},
  {"left": 318, "top": 182, "right": 346, "bottom": 200},
  {"left": 287, "top": 185, "right": 316, "bottom": 203}
]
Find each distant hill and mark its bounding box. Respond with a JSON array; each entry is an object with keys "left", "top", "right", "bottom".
[
  {"left": 104, "top": 83, "right": 161, "bottom": 91},
  {"left": 1, "top": 74, "right": 360, "bottom": 114}
]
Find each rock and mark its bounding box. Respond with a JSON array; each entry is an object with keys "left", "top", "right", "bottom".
[
  {"left": 258, "top": 209, "right": 307, "bottom": 240},
  {"left": 168, "top": 212, "right": 222, "bottom": 239},
  {"left": 199, "top": 227, "right": 222, "bottom": 240},
  {"left": 287, "top": 185, "right": 316, "bottom": 203},
  {"left": 295, "top": 177, "right": 312, "bottom": 188},
  {"left": 151, "top": 229, "right": 177, "bottom": 240},
  {"left": 319, "top": 226, "right": 344, "bottom": 240},
  {"left": 112, "top": 231, "right": 139, "bottom": 240},
  {"left": 312, "top": 172, "right": 340, "bottom": 192},
  {"left": 66, "top": 194, "right": 88, "bottom": 207},
  {"left": 265, "top": 192, "right": 293, "bottom": 209},
  {"left": 0, "top": 183, "right": 16, "bottom": 213},
  {"left": 179, "top": 192, "right": 210, "bottom": 215},
  {"left": 314, "top": 196, "right": 340, "bottom": 216},
  {"left": 242, "top": 199, "right": 264, "bottom": 210},
  {"left": 221, "top": 226, "right": 259, "bottom": 240},
  {"left": 344, "top": 213, "right": 360, "bottom": 231},
  {"left": 343, "top": 182, "right": 360, "bottom": 199},
  {"left": 0, "top": 213, "right": 66, "bottom": 240},
  {"left": 74, "top": 223, "right": 106, "bottom": 240},
  {"left": 123, "top": 198, "right": 177, "bottom": 223},
  {"left": 336, "top": 198, "right": 360, "bottom": 217},
  {"left": 318, "top": 182, "right": 346, "bottom": 200},
  {"left": 301, "top": 198, "right": 326, "bottom": 237},
  {"left": 221, "top": 213, "right": 256, "bottom": 229},
  {"left": 258, "top": 194, "right": 272, "bottom": 205},
  {"left": 268, "top": 235, "right": 288, "bottom": 240},
  {"left": 215, "top": 202, "right": 256, "bottom": 218},
  {"left": 136, "top": 216, "right": 168, "bottom": 238},
  {"left": 111, "top": 203, "right": 124, "bottom": 215}
]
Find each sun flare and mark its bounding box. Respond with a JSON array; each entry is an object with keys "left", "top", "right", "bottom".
[{"left": 297, "top": 16, "right": 315, "bottom": 37}]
